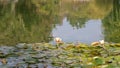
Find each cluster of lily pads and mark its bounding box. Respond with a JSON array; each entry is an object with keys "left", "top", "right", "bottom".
[{"left": 0, "top": 43, "right": 120, "bottom": 68}]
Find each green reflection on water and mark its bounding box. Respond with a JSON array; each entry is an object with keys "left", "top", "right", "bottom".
[
  {"left": 102, "top": 0, "right": 120, "bottom": 43},
  {"left": 0, "top": 0, "right": 118, "bottom": 45},
  {"left": 0, "top": 0, "right": 59, "bottom": 45}
]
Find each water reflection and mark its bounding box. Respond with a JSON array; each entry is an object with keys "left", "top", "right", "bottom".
[
  {"left": 102, "top": 0, "right": 120, "bottom": 43},
  {"left": 0, "top": 0, "right": 119, "bottom": 45},
  {"left": 52, "top": 17, "right": 104, "bottom": 44},
  {"left": 0, "top": 0, "right": 58, "bottom": 45}
]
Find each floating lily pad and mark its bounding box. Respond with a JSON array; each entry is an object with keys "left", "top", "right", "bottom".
[
  {"left": 93, "top": 57, "right": 104, "bottom": 65},
  {"left": 0, "top": 43, "right": 120, "bottom": 68}
]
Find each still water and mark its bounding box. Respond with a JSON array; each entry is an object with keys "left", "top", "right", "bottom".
[
  {"left": 51, "top": 17, "right": 103, "bottom": 44},
  {"left": 0, "top": 0, "right": 120, "bottom": 45}
]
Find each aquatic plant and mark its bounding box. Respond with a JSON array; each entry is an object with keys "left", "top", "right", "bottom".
[{"left": 0, "top": 43, "right": 120, "bottom": 68}]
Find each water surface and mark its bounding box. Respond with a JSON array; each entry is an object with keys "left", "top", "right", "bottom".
[
  {"left": 0, "top": 0, "right": 120, "bottom": 45},
  {"left": 52, "top": 17, "right": 104, "bottom": 44}
]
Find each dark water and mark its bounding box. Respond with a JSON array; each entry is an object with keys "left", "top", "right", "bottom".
[{"left": 0, "top": 0, "right": 120, "bottom": 45}]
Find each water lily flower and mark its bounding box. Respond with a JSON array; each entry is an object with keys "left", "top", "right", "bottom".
[
  {"left": 91, "top": 41, "right": 100, "bottom": 46},
  {"left": 91, "top": 40, "right": 105, "bottom": 46},
  {"left": 99, "top": 40, "right": 104, "bottom": 45},
  {"left": 54, "top": 37, "right": 63, "bottom": 44}
]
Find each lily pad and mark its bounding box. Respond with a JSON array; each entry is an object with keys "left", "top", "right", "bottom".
[{"left": 93, "top": 57, "right": 104, "bottom": 66}]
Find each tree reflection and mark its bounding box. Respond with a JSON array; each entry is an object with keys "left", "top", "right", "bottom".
[
  {"left": 0, "top": 0, "right": 116, "bottom": 45},
  {"left": 0, "top": 0, "right": 60, "bottom": 45},
  {"left": 60, "top": 0, "right": 112, "bottom": 29},
  {"left": 102, "top": 0, "right": 120, "bottom": 43}
]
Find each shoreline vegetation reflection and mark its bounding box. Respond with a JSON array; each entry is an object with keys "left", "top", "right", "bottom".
[
  {"left": 0, "top": 0, "right": 120, "bottom": 68},
  {"left": 0, "top": 0, "right": 119, "bottom": 45}
]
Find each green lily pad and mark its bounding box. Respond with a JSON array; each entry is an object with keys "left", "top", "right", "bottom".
[
  {"left": 24, "top": 58, "right": 39, "bottom": 64},
  {"left": 93, "top": 57, "right": 104, "bottom": 65}
]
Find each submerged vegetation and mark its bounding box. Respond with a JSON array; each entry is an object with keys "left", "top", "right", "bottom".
[{"left": 0, "top": 43, "right": 120, "bottom": 68}]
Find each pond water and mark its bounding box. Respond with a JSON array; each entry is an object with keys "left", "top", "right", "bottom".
[
  {"left": 0, "top": 0, "right": 120, "bottom": 68},
  {"left": 0, "top": 0, "right": 120, "bottom": 45},
  {"left": 51, "top": 17, "right": 103, "bottom": 44}
]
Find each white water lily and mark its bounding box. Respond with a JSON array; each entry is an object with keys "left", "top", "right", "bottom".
[
  {"left": 91, "top": 41, "right": 100, "bottom": 46},
  {"left": 91, "top": 40, "right": 105, "bottom": 46},
  {"left": 54, "top": 37, "right": 62, "bottom": 44},
  {"left": 99, "top": 40, "right": 104, "bottom": 45}
]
